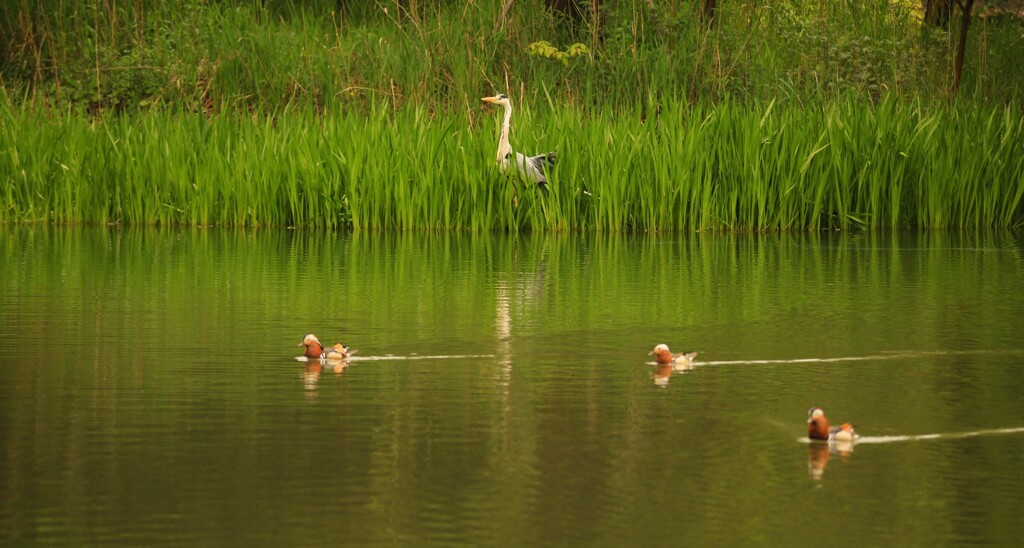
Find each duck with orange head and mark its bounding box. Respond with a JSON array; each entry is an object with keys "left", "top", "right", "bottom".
[
  {"left": 807, "top": 407, "right": 860, "bottom": 443},
  {"left": 299, "top": 333, "right": 353, "bottom": 361},
  {"left": 649, "top": 344, "right": 699, "bottom": 370}
]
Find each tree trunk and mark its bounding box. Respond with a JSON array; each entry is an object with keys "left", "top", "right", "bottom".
[
  {"left": 495, "top": 0, "right": 515, "bottom": 32},
  {"left": 702, "top": 0, "right": 717, "bottom": 27},
  {"left": 951, "top": 0, "right": 975, "bottom": 98},
  {"left": 335, "top": 0, "right": 345, "bottom": 24},
  {"left": 923, "top": 0, "right": 952, "bottom": 28},
  {"left": 545, "top": 0, "right": 601, "bottom": 40},
  {"left": 546, "top": 0, "right": 586, "bottom": 22}
]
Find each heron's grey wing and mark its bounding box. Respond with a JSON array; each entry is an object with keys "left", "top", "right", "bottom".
[
  {"left": 515, "top": 151, "right": 555, "bottom": 184},
  {"left": 532, "top": 151, "right": 556, "bottom": 167},
  {"left": 513, "top": 152, "right": 544, "bottom": 184}
]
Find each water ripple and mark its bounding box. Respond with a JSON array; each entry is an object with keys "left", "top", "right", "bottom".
[{"left": 701, "top": 348, "right": 1024, "bottom": 367}]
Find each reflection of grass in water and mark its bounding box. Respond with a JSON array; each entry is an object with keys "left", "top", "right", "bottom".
[{"left": 3, "top": 100, "right": 1023, "bottom": 230}]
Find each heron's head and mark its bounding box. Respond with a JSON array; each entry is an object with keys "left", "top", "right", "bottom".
[{"left": 481, "top": 94, "right": 511, "bottom": 108}]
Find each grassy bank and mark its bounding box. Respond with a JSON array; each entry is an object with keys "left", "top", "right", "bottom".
[
  {"left": 1, "top": 1, "right": 1022, "bottom": 115},
  {"left": 3, "top": 99, "right": 1022, "bottom": 231},
  {"left": 2, "top": 2, "right": 1022, "bottom": 232}
]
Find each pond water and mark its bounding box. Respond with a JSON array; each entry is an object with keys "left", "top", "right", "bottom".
[{"left": 2, "top": 227, "right": 1023, "bottom": 545}]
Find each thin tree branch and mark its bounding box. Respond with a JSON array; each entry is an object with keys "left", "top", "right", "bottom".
[{"left": 494, "top": 0, "right": 515, "bottom": 33}]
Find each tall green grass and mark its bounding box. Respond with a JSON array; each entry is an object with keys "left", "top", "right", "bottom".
[{"left": 2, "top": 99, "right": 1022, "bottom": 231}]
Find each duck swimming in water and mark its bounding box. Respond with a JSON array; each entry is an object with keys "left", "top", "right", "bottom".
[
  {"left": 649, "top": 344, "right": 698, "bottom": 369},
  {"left": 807, "top": 407, "right": 859, "bottom": 442},
  {"left": 299, "top": 333, "right": 352, "bottom": 361}
]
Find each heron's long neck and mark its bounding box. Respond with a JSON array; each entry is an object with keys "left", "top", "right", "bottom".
[{"left": 497, "top": 104, "right": 513, "bottom": 166}]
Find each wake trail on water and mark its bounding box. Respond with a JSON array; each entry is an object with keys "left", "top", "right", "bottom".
[
  {"left": 798, "top": 426, "right": 1024, "bottom": 445},
  {"left": 296, "top": 354, "right": 495, "bottom": 363},
  {"left": 701, "top": 348, "right": 1024, "bottom": 367},
  {"left": 856, "top": 427, "right": 1024, "bottom": 444},
  {"left": 348, "top": 354, "right": 496, "bottom": 362}
]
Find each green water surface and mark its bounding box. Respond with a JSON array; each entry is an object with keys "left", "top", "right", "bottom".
[{"left": 1, "top": 227, "right": 1023, "bottom": 545}]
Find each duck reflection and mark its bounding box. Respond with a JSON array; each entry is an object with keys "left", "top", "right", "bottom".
[
  {"left": 653, "top": 364, "right": 673, "bottom": 386},
  {"left": 651, "top": 362, "right": 699, "bottom": 386},
  {"left": 806, "top": 439, "right": 856, "bottom": 480},
  {"left": 303, "top": 360, "right": 348, "bottom": 390},
  {"left": 807, "top": 443, "right": 830, "bottom": 480}
]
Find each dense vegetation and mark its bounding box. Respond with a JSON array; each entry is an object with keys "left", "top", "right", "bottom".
[
  {"left": 1, "top": 1, "right": 1023, "bottom": 230},
  {"left": 3, "top": 0, "right": 1023, "bottom": 111},
  {"left": 4, "top": 99, "right": 1021, "bottom": 230}
]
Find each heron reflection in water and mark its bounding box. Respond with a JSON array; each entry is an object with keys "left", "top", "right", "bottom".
[{"left": 494, "top": 246, "right": 547, "bottom": 381}]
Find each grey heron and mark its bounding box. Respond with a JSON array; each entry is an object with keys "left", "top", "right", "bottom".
[{"left": 481, "top": 94, "right": 556, "bottom": 185}]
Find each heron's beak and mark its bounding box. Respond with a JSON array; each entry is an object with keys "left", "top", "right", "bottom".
[{"left": 481, "top": 96, "right": 499, "bottom": 104}]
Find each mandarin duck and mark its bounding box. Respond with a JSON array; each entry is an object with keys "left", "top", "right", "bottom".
[
  {"left": 649, "top": 344, "right": 698, "bottom": 369},
  {"left": 299, "top": 333, "right": 352, "bottom": 361},
  {"left": 807, "top": 407, "right": 860, "bottom": 443}
]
